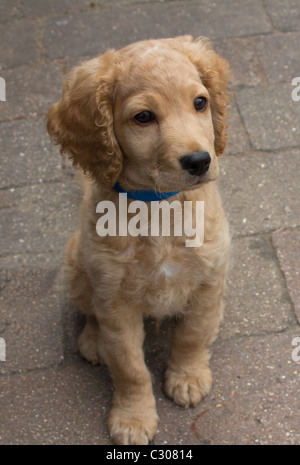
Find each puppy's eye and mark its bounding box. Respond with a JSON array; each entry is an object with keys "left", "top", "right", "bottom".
[
  {"left": 134, "top": 111, "right": 155, "bottom": 125},
  {"left": 194, "top": 97, "right": 208, "bottom": 112}
]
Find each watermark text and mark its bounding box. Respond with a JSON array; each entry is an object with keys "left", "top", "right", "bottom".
[
  {"left": 0, "top": 77, "right": 6, "bottom": 101},
  {"left": 0, "top": 337, "right": 6, "bottom": 361},
  {"left": 291, "top": 336, "right": 300, "bottom": 362},
  {"left": 96, "top": 194, "right": 204, "bottom": 247},
  {"left": 291, "top": 77, "right": 300, "bottom": 102}
]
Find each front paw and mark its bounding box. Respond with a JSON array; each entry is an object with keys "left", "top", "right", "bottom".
[
  {"left": 108, "top": 405, "right": 158, "bottom": 445},
  {"left": 164, "top": 367, "right": 212, "bottom": 408}
]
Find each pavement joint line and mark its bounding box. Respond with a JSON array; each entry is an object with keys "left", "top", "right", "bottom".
[{"left": 259, "top": 0, "right": 275, "bottom": 30}]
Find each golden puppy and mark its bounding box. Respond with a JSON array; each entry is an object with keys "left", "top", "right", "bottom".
[{"left": 47, "top": 36, "right": 231, "bottom": 445}]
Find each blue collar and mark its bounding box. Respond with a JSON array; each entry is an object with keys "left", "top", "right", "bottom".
[{"left": 114, "top": 182, "right": 180, "bottom": 201}]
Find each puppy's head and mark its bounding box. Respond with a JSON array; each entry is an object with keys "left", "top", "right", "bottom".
[{"left": 47, "top": 36, "right": 230, "bottom": 191}]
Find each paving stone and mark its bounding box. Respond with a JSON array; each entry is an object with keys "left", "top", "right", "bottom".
[
  {"left": 0, "top": 362, "right": 112, "bottom": 444},
  {"left": 0, "top": 20, "right": 38, "bottom": 69},
  {"left": 235, "top": 84, "right": 300, "bottom": 151},
  {"left": 0, "top": 62, "right": 64, "bottom": 122},
  {"left": 153, "top": 330, "right": 300, "bottom": 445},
  {"left": 18, "top": 0, "right": 165, "bottom": 19},
  {"left": 220, "top": 235, "right": 293, "bottom": 339},
  {"left": 225, "top": 103, "right": 250, "bottom": 156},
  {"left": 253, "top": 32, "right": 300, "bottom": 84},
  {"left": 0, "top": 268, "right": 64, "bottom": 375},
  {"left": 0, "top": 0, "right": 22, "bottom": 23},
  {"left": 272, "top": 228, "right": 300, "bottom": 324},
  {"left": 219, "top": 150, "right": 300, "bottom": 236},
  {"left": 0, "top": 181, "right": 81, "bottom": 256},
  {"left": 0, "top": 119, "right": 62, "bottom": 188},
  {"left": 263, "top": 0, "right": 300, "bottom": 32},
  {"left": 215, "top": 37, "right": 264, "bottom": 87},
  {"left": 0, "top": 252, "right": 64, "bottom": 270},
  {"left": 18, "top": 0, "right": 88, "bottom": 18},
  {"left": 1, "top": 329, "right": 298, "bottom": 444},
  {"left": 44, "top": 0, "right": 272, "bottom": 60}
]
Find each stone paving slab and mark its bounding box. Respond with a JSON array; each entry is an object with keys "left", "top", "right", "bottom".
[
  {"left": 0, "top": 252, "right": 64, "bottom": 271},
  {"left": 0, "top": 0, "right": 182, "bottom": 25},
  {"left": 16, "top": 0, "right": 168, "bottom": 20},
  {"left": 272, "top": 228, "right": 300, "bottom": 324},
  {"left": 235, "top": 85, "right": 300, "bottom": 151},
  {"left": 0, "top": 361, "right": 111, "bottom": 444},
  {"left": 0, "top": 268, "right": 63, "bottom": 375},
  {"left": 0, "top": 328, "right": 299, "bottom": 444},
  {"left": 0, "top": 181, "right": 80, "bottom": 256},
  {"left": 262, "top": 0, "right": 300, "bottom": 32},
  {"left": 225, "top": 103, "right": 250, "bottom": 156},
  {"left": 0, "top": 0, "right": 21, "bottom": 23},
  {"left": 253, "top": 32, "right": 300, "bottom": 85},
  {"left": 0, "top": 119, "right": 62, "bottom": 188},
  {"left": 44, "top": 0, "right": 272, "bottom": 60},
  {"left": 215, "top": 37, "right": 265, "bottom": 88},
  {"left": 152, "top": 330, "right": 300, "bottom": 445},
  {"left": 17, "top": 0, "right": 90, "bottom": 19},
  {"left": 219, "top": 150, "right": 300, "bottom": 236},
  {"left": 0, "top": 63, "right": 64, "bottom": 122},
  {"left": 220, "top": 235, "right": 293, "bottom": 340},
  {"left": 0, "top": 20, "right": 38, "bottom": 69}
]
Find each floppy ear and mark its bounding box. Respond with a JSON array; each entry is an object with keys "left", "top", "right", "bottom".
[
  {"left": 46, "top": 50, "right": 123, "bottom": 186},
  {"left": 179, "top": 36, "right": 230, "bottom": 157}
]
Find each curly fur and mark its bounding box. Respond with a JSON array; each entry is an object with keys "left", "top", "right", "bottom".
[{"left": 47, "top": 36, "right": 231, "bottom": 445}]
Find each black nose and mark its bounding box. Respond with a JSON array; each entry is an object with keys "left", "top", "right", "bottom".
[{"left": 179, "top": 151, "right": 211, "bottom": 177}]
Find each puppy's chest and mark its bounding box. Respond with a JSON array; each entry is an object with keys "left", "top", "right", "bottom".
[{"left": 129, "top": 240, "right": 205, "bottom": 317}]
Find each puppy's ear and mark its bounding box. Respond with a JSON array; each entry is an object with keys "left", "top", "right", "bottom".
[
  {"left": 46, "top": 50, "right": 122, "bottom": 186},
  {"left": 180, "top": 36, "right": 230, "bottom": 157}
]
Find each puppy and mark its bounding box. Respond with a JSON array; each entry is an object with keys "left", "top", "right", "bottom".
[{"left": 47, "top": 36, "right": 231, "bottom": 445}]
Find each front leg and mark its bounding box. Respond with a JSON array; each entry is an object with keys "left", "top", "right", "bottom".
[
  {"left": 165, "top": 279, "right": 225, "bottom": 408},
  {"left": 94, "top": 301, "right": 158, "bottom": 445}
]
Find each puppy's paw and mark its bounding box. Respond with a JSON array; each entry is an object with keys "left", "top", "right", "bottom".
[
  {"left": 108, "top": 406, "right": 158, "bottom": 445},
  {"left": 164, "top": 367, "right": 212, "bottom": 408}
]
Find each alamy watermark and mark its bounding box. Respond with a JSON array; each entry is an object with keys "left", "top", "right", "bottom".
[
  {"left": 291, "top": 77, "right": 300, "bottom": 102},
  {"left": 96, "top": 194, "right": 204, "bottom": 247},
  {"left": 291, "top": 337, "right": 300, "bottom": 363},
  {"left": 0, "top": 76, "right": 6, "bottom": 101},
  {"left": 0, "top": 337, "right": 6, "bottom": 361}
]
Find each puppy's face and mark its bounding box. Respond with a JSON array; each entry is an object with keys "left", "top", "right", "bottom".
[
  {"left": 47, "top": 37, "right": 229, "bottom": 189},
  {"left": 113, "top": 45, "right": 218, "bottom": 192}
]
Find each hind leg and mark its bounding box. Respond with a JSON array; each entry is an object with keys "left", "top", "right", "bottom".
[
  {"left": 64, "top": 234, "right": 104, "bottom": 364},
  {"left": 64, "top": 233, "right": 93, "bottom": 314},
  {"left": 78, "top": 315, "right": 105, "bottom": 365}
]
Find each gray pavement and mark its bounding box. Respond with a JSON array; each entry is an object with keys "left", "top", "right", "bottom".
[{"left": 0, "top": 0, "right": 300, "bottom": 445}]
